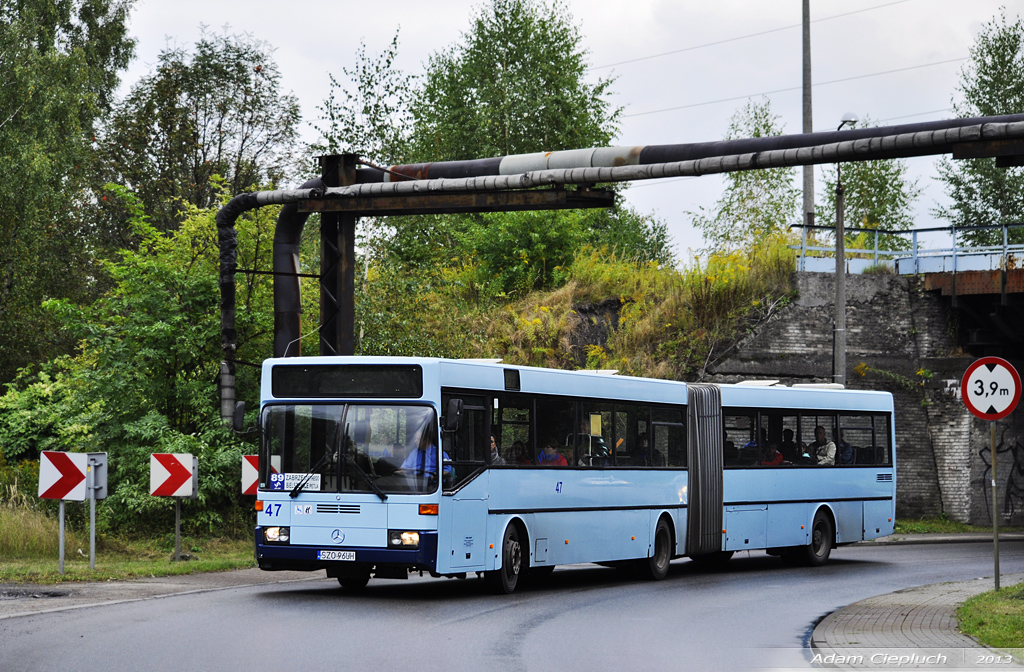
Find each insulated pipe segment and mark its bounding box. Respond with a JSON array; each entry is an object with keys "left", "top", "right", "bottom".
[
  {"left": 322, "top": 120, "right": 1024, "bottom": 199},
  {"left": 377, "top": 113, "right": 1024, "bottom": 182}
]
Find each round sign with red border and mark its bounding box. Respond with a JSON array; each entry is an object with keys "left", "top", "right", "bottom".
[{"left": 961, "top": 357, "right": 1021, "bottom": 421}]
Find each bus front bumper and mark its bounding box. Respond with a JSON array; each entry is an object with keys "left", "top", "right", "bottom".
[{"left": 255, "top": 527, "right": 438, "bottom": 574}]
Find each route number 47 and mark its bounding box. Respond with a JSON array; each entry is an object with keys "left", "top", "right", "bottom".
[{"left": 264, "top": 503, "right": 282, "bottom": 517}]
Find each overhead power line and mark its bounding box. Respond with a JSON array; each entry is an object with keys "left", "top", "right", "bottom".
[
  {"left": 623, "top": 57, "right": 966, "bottom": 119},
  {"left": 589, "top": 0, "right": 912, "bottom": 71}
]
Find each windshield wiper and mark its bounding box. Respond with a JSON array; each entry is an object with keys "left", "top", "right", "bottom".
[
  {"left": 345, "top": 455, "right": 388, "bottom": 502},
  {"left": 290, "top": 423, "right": 341, "bottom": 498}
]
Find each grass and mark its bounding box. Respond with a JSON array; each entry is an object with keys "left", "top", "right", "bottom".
[
  {"left": 0, "top": 506, "right": 255, "bottom": 584},
  {"left": 957, "top": 580, "right": 1024, "bottom": 651},
  {"left": 894, "top": 516, "right": 1023, "bottom": 535}
]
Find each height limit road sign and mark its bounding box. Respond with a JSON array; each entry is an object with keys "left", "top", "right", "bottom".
[{"left": 961, "top": 357, "right": 1021, "bottom": 421}]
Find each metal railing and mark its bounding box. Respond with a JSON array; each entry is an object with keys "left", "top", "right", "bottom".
[{"left": 789, "top": 223, "right": 1024, "bottom": 275}]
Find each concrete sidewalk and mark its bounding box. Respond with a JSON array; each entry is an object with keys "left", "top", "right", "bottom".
[
  {"left": 861, "top": 532, "right": 1024, "bottom": 546},
  {"left": 811, "top": 572, "right": 1024, "bottom": 668}
]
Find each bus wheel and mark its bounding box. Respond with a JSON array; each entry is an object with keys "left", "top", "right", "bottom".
[
  {"left": 639, "top": 518, "right": 672, "bottom": 580},
  {"left": 337, "top": 573, "right": 370, "bottom": 591},
  {"left": 803, "top": 510, "right": 834, "bottom": 567},
  {"left": 486, "top": 524, "right": 523, "bottom": 594}
]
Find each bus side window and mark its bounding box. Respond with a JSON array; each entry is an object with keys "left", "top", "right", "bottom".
[
  {"left": 653, "top": 406, "right": 685, "bottom": 467},
  {"left": 724, "top": 410, "right": 758, "bottom": 467},
  {"left": 873, "top": 414, "right": 892, "bottom": 465},
  {"left": 579, "top": 403, "right": 612, "bottom": 467},
  {"left": 495, "top": 395, "right": 533, "bottom": 466}
]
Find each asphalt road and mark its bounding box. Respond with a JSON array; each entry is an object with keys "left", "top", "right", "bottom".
[{"left": 2, "top": 541, "right": 1021, "bottom": 672}]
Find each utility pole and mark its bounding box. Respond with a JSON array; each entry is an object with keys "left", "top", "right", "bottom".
[{"left": 802, "top": 0, "right": 814, "bottom": 229}]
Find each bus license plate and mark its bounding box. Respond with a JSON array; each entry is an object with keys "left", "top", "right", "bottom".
[{"left": 318, "top": 550, "right": 355, "bottom": 561}]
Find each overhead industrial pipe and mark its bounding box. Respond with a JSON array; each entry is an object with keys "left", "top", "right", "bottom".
[
  {"left": 322, "top": 119, "right": 1024, "bottom": 200},
  {"left": 215, "top": 113, "right": 1024, "bottom": 424},
  {"left": 355, "top": 113, "right": 1024, "bottom": 183}
]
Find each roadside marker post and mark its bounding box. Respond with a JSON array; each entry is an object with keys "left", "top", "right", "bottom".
[
  {"left": 961, "top": 356, "right": 1021, "bottom": 591},
  {"left": 86, "top": 453, "right": 108, "bottom": 570},
  {"left": 242, "top": 455, "right": 259, "bottom": 496},
  {"left": 150, "top": 453, "right": 198, "bottom": 562},
  {"left": 38, "top": 451, "right": 88, "bottom": 574}
]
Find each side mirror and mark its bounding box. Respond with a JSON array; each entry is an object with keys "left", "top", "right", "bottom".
[
  {"left": 444, "top": 399, "right": 463, "bottom": 432},
  {"left": 233, "top": 401, "right": 246, "bottom": 433}
]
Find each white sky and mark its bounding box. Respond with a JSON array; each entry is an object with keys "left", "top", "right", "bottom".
[{"left": 119, "top": 0, "right": 1021, "bottom": 258}]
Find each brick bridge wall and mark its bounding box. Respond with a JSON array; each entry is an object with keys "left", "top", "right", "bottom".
[{"left": 704, "top": 272, "right": 1024, "bottom": 526}]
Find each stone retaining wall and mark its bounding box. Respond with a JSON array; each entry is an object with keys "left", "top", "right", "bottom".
[{"left": 706, "top": 272, "right": 1024, "bottom": 526}]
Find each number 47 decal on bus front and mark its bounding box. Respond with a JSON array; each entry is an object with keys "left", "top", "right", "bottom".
[{"left": 555, "top": 481, "right": 563, "bottom": 493}]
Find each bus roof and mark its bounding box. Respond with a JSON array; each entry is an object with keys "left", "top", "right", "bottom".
[{"left": 262, "top": 356, "right": 893, "bottom": 413}]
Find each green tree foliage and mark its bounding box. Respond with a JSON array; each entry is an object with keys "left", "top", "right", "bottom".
[
  {"left": 816, "top": 120, "right": 921, "bottom": 252},
  {"left": 690, "top": 98, "right": 800, "bottom": 250},
  {"left": 410, "top": 0, "right": 618, "bottom": 161},
  {"left": 103, "top": 31, "right": 302, "bottom": 231},
  {"left": 935, "top": 9, "right": 1024, "bottom": 245},
  {"left": 0, "top": 0, "right": 136, "bottom": 385},
  {"left": 311, "top": 32, "right": 413, "bottom": 166},
  {"left": 0, "top": 188, "right": 276, "bottom": 533},
  {"left": 315, "top": 0, "right": 670, "bottom": 301}
]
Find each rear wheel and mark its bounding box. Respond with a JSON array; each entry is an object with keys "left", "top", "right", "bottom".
[
  {"left": 802, "top": 510, "right": 834, "bottom": 566},
  {"left": 486, "top": 524, "right": 523, "bottom": 594},
  {"left": 638, "top": 518, "right": 672, "bottom": 580}
]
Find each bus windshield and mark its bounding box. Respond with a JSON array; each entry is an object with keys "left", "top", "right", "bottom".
[{"left": 261, "top": 404, "right": 441, "bottom": 495}]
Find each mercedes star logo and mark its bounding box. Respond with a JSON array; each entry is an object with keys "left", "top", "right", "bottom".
[{"left": 331, "top": 529, "right": 345, "bottom": 543}]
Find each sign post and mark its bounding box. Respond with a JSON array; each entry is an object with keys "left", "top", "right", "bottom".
[
  {"left": 38, "top": 451, "right": 88, "bottom": 574},
  {"left": 961, "top": 356, "right": 1021, "bottom": 591},
  {"left": 150, "top": 453, "right": 198, "bottom": 562},
  {"left": 86, "top": 453, "right": 108, "bottom": 570}
]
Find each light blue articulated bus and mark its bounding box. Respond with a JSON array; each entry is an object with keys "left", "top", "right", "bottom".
[{"left": 253, "top": 357, "right": 896, "bottom": 593}]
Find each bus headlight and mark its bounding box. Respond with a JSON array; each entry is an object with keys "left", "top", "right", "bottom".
[
  {"left": 388, "top": 530, "right": 419, "bottom": 548},
  {"left": 264, "top": 526, "right": 290, "bottom": 543}
]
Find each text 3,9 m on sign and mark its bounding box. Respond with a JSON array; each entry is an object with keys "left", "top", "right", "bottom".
[{"left": 961, "top": 357, "right": 1021, "bottom": 421}]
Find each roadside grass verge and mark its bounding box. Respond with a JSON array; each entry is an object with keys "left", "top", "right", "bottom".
[
  {"left": 894, "top": 516, "right": 1023, "bottom": 535},
  {"left": 957, "top": 580, "right": 1024, "bottom": 651},
  {"left": 1, "top": 506, "right": 254, "bottom": 584}
]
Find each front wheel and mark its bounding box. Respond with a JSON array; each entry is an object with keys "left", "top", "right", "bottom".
[
  {"left": 485, "top": 524, "right": 523, "bottom": 594},
  {"left": 337, "top": 572, "right": 370, "bottom": 591},
  {"left": 638, "top": 518, "right": 672, "bottom": 580}
]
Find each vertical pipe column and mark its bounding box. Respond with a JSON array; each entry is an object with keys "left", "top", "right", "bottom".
[
  {"left": 801, "top": 0, "right": 814, "bottom": 229},
  {"left": 834, "top": 173, "right": 846, "bottom": 386},
  {"left": 318, "top": 154, "right": 359, "bottom": 357}
]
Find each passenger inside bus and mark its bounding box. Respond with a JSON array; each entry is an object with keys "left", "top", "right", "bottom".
[
  {"left": 537, "top": 439, "right": 567, "bottom": 466},
  {"left": 490, "top": 435, "right": 506, "bottom": 465},
  {"left": 807, "top": 426, "right": 836, "bottom": 465},
  {"left": 779, "top": 428, "right": 799, "bottom": 463},
  {"left": 513, "top": 440, "right": 532, "bottom": 465}
]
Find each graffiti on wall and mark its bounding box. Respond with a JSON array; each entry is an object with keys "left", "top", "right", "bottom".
[{"left": 977, "top": 427, "right": 1024, "bottom": 521}]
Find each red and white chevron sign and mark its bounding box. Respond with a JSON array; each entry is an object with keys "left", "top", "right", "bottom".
[
  {"left": 38, "top": 451, "right": 87, "bottom": 501},
  {"left": 150, "top": 453, "right": 196, "bottom": 497},
  {"left": 242, "top": 455, "right": 259, "bottom": 495}
]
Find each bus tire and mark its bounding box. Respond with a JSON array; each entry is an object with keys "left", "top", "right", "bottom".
[
  {"left": 639, "top": 518, "right": 672, "bottom": 581},
  {"left": 337, "top": 573, "right": 370, "bottom": 590},
  {"left": 486, "top": 523, "right": 523, "bottom": 594},
  {"left": 802, "top": 510, "right": 834, "bottom": 567}
]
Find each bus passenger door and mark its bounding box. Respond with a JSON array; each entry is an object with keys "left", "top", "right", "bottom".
[
  {"left": 440, "top": 394, "right": 489, "bottom": 573},
  {"left": 686, "top": 384, "right": 724, "bottom": 557}
]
